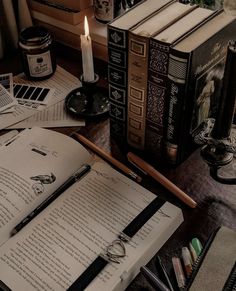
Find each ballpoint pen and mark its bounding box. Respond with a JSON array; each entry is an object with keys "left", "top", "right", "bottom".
[
  {"left": 11, "top": 164, "right": 91, "bottom": 236},
  {"left": 156, "top": 256, "right": 175, "bottom": 291},
  {"left": 127, "top": 152, "right": 197, "bottom": 208},
  {"left": 140, "top": 266, "right": 170, "bottom": 291}
]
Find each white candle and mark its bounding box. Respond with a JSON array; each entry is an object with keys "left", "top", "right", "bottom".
[{"left": 80, "top": 16, "right": 95, "bottom": 82}]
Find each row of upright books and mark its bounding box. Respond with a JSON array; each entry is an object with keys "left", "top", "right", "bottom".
[
  {"left": 108, "top": 0, "right": 236, "bottom": 165},
  {"left": 27, "top": 0, "right": 108, "bottom": 61}
]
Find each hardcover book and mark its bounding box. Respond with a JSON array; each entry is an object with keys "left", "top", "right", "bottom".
[
  {"left": 164, "top": 10, "right": 236, "bottom": 165},
  {"left": 145, "top": 7, "right": 214, "bottom": 159},
  {"left": 107, "top": 0, "right": 174, "bottom": 148},
  {"left": 35, "top": 0, "right": 93, "bottom": 11},
  {"left": 0, "top": 127, "right": 183, "bottom": 291},
  {"left": 28, "top": 0, "right": 93, "bottom": 25},
  {"left": 127, "top": 2, "right": 196, "bottom": 150}
]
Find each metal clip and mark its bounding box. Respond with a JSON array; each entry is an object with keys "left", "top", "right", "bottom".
[{"left": 105, "top": 239, "right": 126, "bottom": 264}]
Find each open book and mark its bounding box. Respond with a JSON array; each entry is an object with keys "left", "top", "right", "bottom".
[{"left": 0, "top": 127, "right": 183, "bottom": 291}]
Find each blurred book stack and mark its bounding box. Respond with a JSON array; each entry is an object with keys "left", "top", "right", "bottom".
[{"left": 27, "top": 0, "right": 108, "bottom": 61}]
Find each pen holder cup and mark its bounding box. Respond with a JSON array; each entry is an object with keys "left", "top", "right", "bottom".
[{"left": 65, "top": 73, "right": 109, "bottom": 119}]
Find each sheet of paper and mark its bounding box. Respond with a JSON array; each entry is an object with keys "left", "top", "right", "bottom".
[
  {"left": 0, "top": 103, "right": 33, "bottom": 130},
  {"left": 8, "top": 99, "right": 85, "bottom": 128},
  {"left": 0, "top": 66, "right": 84, "bottom": 130},
  {"left": 0, "top": 84, "right": 18, "bottom": 113},
  {"left": 0, "top": 130, "right": 19, "bottom": 146},
  {"left": 14, "top": 83, "right": 55, "bottom": 106},
  {"left": 0, "top": 73, "right": 13, "bottom": 95}
]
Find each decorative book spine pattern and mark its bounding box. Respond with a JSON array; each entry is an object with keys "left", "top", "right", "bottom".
[
  {"left": 127, "top": 33, "right": 150, "bottom": 150},
  {"left": 145, "top": 39, "right": 171, "bottom": 157},
  {"left": 164, "top": 51, "right": 188, "bottom": 164},
  {"left": 166, "top": 54, "right": 188, "bottom": 163},
  {"left": 108, "top": 25, "right": 128, "bottom": 145}
]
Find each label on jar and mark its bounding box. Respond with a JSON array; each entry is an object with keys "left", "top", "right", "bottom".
[
  {"left": 94, "top": 0, "right": 114, "bottom": 22},
  {"left": 27, "top": 51, "right": 53, "bottom": 78}
]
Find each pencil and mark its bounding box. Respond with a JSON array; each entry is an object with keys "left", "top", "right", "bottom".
[
  {"left": 72, "top": 133, "right": 142, "bottom": 183},
  {"left": 127, "top": 152, "right": 197, "bottom": 208},
  {"left": 11, "top": 164, "right": 91, "bottom": 236}
]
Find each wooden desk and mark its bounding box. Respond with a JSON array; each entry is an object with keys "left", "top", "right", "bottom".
[{"left": 1, "top": 44, "right": 236, "bottom": 291}]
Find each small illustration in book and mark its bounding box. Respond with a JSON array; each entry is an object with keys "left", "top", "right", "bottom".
[
  {"left": 30, "top": 173, "right": 56, "bottom": 195},
  {"left": 191, "top": 61, "right": 224, "bottom": 132}
]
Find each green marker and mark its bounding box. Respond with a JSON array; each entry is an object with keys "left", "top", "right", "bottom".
[
  {"left": 189, "top": 242, "right": 198, "bottom": 262},
  {"left": 191, "top": 238, "right": 202, "bottom": 256}
]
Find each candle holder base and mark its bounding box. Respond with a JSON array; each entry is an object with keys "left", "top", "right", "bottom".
[
  {"left": 193, "top": 118, "right": 236, "bottom": 184},
  {"left": 65, "top": 74, "right": 109, "bottom": 119}
]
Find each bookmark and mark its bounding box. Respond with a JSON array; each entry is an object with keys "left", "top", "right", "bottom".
[{"left": 67, "top": 197, "right": 165, "bottom": 291}]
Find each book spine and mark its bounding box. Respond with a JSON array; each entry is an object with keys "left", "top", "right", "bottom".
[
  {"left": 108, "top": 25, "right": 129, "bottom": 146},
  {"left": 164, "top": 49, "right": 189, "bottom": 164},
  {"left": 127, "top": 32, "right": 150, "bottom": 150},
  {"left": 145, "top": 38, "right": 171, "bottom": 158}
]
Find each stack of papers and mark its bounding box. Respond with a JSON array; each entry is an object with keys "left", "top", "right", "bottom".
[
  {"left": 0, "top": 84, "right": 18, "bottom": 114},
  {"left": 0, "top": 66, "right": 85, "bottom": 130},
  {"left": 0, "top": 73, "right": 17, "bottom": 114}
]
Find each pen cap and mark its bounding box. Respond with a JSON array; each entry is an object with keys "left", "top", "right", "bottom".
[{"left": 191, "top": 238, "right": 202, "bottom": 257}]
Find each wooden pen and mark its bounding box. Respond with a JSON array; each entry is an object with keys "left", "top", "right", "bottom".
[
  {"left": 72, "top": 133, "right": 142, "bottom": 183},
  {"left": 127, "top": 152, "right": 197, "bottom": 208}
]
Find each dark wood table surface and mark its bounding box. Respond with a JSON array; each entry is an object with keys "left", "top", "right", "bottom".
[{"left": 1, "top": 44, "right": 236, "bottom": 291}]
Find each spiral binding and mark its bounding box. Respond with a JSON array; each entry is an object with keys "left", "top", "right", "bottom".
[
  {"left": 223, "top": 262, "right": 236, "bottom": 291},
  {"left": 183, "top": 227, "right": 220, "bottom": 290}
]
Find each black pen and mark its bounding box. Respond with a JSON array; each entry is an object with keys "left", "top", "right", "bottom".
[
  {"left": 11, "top": 164, "right": 91, "bottom": 236},
  {"left": 140, "top": 266, "right": 170, "bottom": 291},
  {"left": 156, "top": 256, "right": 175, "bottom": 291}
]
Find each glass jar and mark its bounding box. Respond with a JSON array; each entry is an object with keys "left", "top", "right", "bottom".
[
  {"left": 19, "top": 26, "right": 56, "bottom": 80},
  {"left": 94, "top": 0, "right": 122, "bottom": 23},
  {"left": 223, "top": 0, "right": 236, "bottom": 15}
]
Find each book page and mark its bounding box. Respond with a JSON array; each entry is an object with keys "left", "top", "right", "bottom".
[
  {"left": 0, "top": 127, "right": 91, "bottom": 246},
  {"left": 0, "top": 161, "right": 183, "bottom": 291}
]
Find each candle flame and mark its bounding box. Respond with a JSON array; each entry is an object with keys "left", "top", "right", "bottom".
[{"left": 84, "top": 16, "right": 89, "bottom": 37}]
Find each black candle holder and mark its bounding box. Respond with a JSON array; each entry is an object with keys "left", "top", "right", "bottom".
[
  {"left": 193, "top": 119, "right": 236, "bottom": 184},
  {"left": 192, "top": 41, "right": 236, "bottom": 184},
  {"left": 65, "top": 74, "right": 109, "bottom": 119}
]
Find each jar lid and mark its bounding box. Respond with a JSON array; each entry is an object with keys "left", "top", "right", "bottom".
[{"left": 19, "top": 26, "right": 51, "bottom": 48}]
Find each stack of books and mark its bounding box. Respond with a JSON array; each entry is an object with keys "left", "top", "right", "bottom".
[
  {"left": 28, "top": 0, "right": 108, "bottom": 61},
  {"left": 108, "top": 0, "right": 236, "bottom": 165}
]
